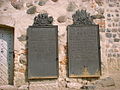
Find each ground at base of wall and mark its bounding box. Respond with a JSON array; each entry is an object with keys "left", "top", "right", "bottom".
[
  {"left": 1, "top": 73, "right": 120, "bottom": 90},
  {"left": 0, "top": 87, "right": 119, "bottom": 90},
  {"left": 0, "top": 85, "right": 119, "bottom": 90}
]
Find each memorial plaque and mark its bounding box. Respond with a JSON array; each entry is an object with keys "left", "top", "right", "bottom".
[
  {"left": 28, "top": 13, "right": 58, "bottom": 79},
  {"left": 68, "top": 10, "right": 101, "bottom": 78}
]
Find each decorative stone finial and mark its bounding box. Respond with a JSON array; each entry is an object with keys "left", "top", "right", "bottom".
[
  {"left": 32, "top": 13, "right": 53, "bottom": 26},
  {"left": 72, "top": 10, "right": 94, "bottom": 25}
]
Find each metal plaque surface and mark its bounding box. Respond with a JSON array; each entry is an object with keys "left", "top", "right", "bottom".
[
  {"left": 68, "top": 25, "right": 101, "bottom": 77},
  {"left": 28, "top": 26, "right": 58, "bottom": 79}
]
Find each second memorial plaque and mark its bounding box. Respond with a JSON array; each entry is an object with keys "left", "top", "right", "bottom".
[
  {"left": 68, "top": 10, "right": 101, "bottom": 78},
  {"left": 68, "top": 25, "right": 101, "bottom": 77}
]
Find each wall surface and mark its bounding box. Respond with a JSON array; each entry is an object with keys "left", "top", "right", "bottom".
[{"left": 0, "top": 0, "right": 120, "bottom": 90}]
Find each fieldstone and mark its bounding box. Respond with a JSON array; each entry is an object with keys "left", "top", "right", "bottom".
[
  {"left": 105, "top": 33, "right": 112, "bottom": 38},
  {"left": 3, "top": 7, "right": 8, "bottom": 11},
  {"left": 65, "top": 78, "right": 78, "bottom": 83},
  {"left": 106, "top": 29, "right": 111, "bottom": 32},
  {"left": 113, "top": 54, "right": 117, "bottom": 57},
  {"left": 0, "top": 85, "right": 18, "bottom": 90},
  {"left": 57, "top": 16, "right": 67, "bottom": 23},
  {"left": 58, "top": 78, "right": 67, "bottom": 87},
  {"left": 111, "top": 28, "right": 117, "bottom": 32},
  {"left": 115, "top": 9, "right": 119, "bottom": 12},
  {"left": 95, "top": 0, "right": 104, "bottom": 6},
  {"left": 67, "top": 82, "right": 82, "bottom": 89},
  {"left": 59, "top": 81, "right": 67, "bottom": 87},
  {"left": 112, "top": 34, "right": 116, "bottom": 38},
  {"left": 95, "top": 77, "right": 115, "bottom": 87},
  {"left": 18, "top": 85, "right": 28, "bottom": 90},
  {"left": 81, "top": 85, "right": 96, "bottom": 90},
  {"left": 17, "top": 35, "right": 27, "bottom": 42},
  {"left": 51, "top": 0, "right": 58, "bottom": 2},
  {"left": 107, "top": 14, "right": 111, "bottom": 17},
  {"left": 19, "top": 54, "right": 27, "bottom": 65},
  {"left": 117, "top": 54, "right": 120, "bottom": 57},
  {"left": 109, "top": 4, "right": 114, "bottom": 7},
  {"left": 108, "top": 39, "right": 113, "bottom": 43},
  {"left": 108, "top": 54, "right": 112, "bottom": 57},
  {"left": 14, "top": 72, "right": 26, "bottom": 86},
  {"left": 91, "top": 14, "right": 105, "bottom": 19},
  {"left": 67, "top": 2, "right": 77, "bottom": 12},
  {"left": 114, "top": 38, "right": 120, "bottom": 42},
  {"left": 11, "top": 0, "right": 23, "bottom": 9},
  {"left": 38, "top": 0, "right": 48, "bottom": 6},
  {"left": 27, "top": 6, "right": 36, "bottom": 14}
]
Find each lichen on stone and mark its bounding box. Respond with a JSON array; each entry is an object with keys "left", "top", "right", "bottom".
[
  {"left": 38, "top": 0, "right": 48, "bottom": 6},
  {"left": 27, "top": 6, "right": 36, "bottom": 14}
]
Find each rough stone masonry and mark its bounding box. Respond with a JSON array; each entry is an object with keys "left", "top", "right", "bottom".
[{"left": 0, "top": 0, "right": 120, "bottom": 90}]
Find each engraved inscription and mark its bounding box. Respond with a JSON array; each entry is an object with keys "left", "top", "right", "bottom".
[
  {"left": 68, "top": 25, "right": 101, "bottom": 77},
  {"left": 28, "top": 26, "right": 58, "bottom": 79}
]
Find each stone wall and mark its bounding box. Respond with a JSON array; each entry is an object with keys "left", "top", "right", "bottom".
[{"left": 0, "top": 0, "right": 120, "bottom": 90}]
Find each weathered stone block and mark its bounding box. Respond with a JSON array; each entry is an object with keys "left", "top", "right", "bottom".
[
  {"left": 113, "top": 34, "right": 116, "bottom": 38},
  {"left": 106, "top": 33, "right": 112, "bottom": 38},
  {"left": 19, "top": 54, "right": 27, "bottom": 65},
  {"left": 95, "top": 77, "right": 115, "bottom": 87},
  {"left": 38, "top": 0, "right": 48, "bottom": 6},
  {"left": 114, "top": 38, "right": 120, "bottom": 42},
  {"left": 51, "top": 0, "right": 58, "bottom": 2},
  {"left": 11, "top": 0, "right": 23, "bottom": 9},
  {"left": 18, "top": 85, "right": 28, "bottom": 90},
  {"left": 0, "top": 85, "right": 18, "bottom": 90},
  {"left": 27, "top": 6, "right": 36, "bottom": 14},
  {"left": 67, "top": 82, "right": 82, "bottom": 89},
  {"left": 81, "top": 85, "right": 96, "bottom": 90},
  {"left": 57, "top": 16, "right": 67, "bottom": 23}
]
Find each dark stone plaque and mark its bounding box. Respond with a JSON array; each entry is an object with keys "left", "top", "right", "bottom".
[
  {"left": 28, "top": 26, "right": 58, "bottom": 79},
  {"left": 28, "top": 13, "right": 58, "bottom": 79},
  {"left": 68, "top": 25, "right": 101, "bottom": 77}
]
